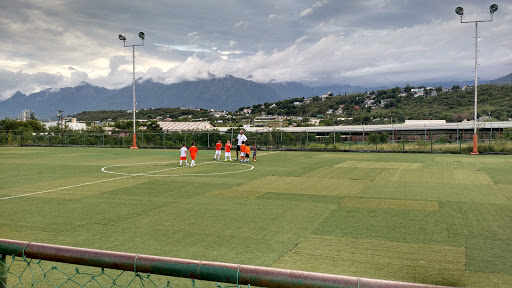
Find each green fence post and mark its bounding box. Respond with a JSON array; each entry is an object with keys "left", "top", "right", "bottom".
[
  {"left": 402, "top": 133, "right": 405, "bottom": 152},
  {"left": 430, "top": 131, "right": 433, "bottom": 152},
  {"left": 459, "top": 132, "right": 462, "bottom": 154},
  {"left": 489, "top": 129, "right": 491, "bottom": 152},
  {"left": 1, "top": 254, "right": 6, "bottom": 288},
  {"left": 349, "top": 132, "right": 351, "bottom": 151}
]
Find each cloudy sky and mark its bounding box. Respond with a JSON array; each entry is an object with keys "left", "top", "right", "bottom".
[{"left": 0, "top": 0, "right": 510, "bottom": 100}]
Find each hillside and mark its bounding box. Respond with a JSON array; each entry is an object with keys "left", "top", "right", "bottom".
[
  {"left": 0, "top": 76, "right": 286, "bottom": 119},
  {"left": 72, "top": 84, "right": 512, "bottom": 126},
  {"left": 491, "top": 73, "right": 512, "bottom": 85},
  {"left": 249, "top": 84, "right": 512, "bottom": 125}
]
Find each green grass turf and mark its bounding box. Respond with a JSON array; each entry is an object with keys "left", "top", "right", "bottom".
[{"left": 1, "top": 147, "right": 512, "bottom": 287}]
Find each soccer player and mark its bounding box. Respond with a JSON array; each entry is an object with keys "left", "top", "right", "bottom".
[
  {"left": 179, "top": 144, "right": 188, "bottom": 166},
  {"left": 244, "top": 143, "right": 250, "bottom": 162},
  {"left": 224, "top": 140, "right": 232, "bottom": 161},
  {"left": 189, "top": 142, "right": 198, "bottom": 167},
  {"left": 236, "top": 130, "right": 247, "bottom": 160},
  {"left": 239, "top": 141, "right": 246, "bottom": 162},
  {"left": 252, "top": 143, "right": 257, "bottom": 161},
  {"left": 214, "top": 140, "right": 222, "bottom": 160}
]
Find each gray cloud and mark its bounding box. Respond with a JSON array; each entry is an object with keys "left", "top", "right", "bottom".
[{"left": 0, "top": 0, "right": 510, "bottom": 101}]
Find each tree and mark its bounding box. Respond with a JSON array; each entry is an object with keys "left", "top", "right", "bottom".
[{"left": 144, "top": 120, "right": 162, "bottom": 131}]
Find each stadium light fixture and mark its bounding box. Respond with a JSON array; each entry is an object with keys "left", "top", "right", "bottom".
[
  {"left": 118, "top": 31, "right": 145, "bottom": 149},
  {"left": 455, "top": 4, "right": 498, "bottom": 155}
]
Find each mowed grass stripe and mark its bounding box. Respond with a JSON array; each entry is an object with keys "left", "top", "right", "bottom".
[
  {"left": 359, "top": 181, "right": 510, "bottom": 204},
  {"left": 304, "top": 166, "right": 384, "bottom": 180},
  {"left": 2, "top": 148, "right": 512, "bottom": 287},
  {"left": 272, "top": 235, "right": 466, "bottom": 286},
  {"left": 336, "top": 161, "right": 423, "bottom": 169},
  {"left": 375, "top": 168, "right": 494, "bottom": 185},
  {"left": 340, "top": 198, "right": 439, "bottom": 211},
  {"left": 237, "top": 176, "right": 367, "bottom": 196}
]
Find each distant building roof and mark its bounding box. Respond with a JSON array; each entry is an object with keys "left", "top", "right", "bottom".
[{"left": 158, "top": 121, "right": 214, "bottom": 131}]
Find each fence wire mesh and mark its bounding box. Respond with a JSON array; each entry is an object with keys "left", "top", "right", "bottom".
[
  {"left": 1, "top": 128, "right": 511, "bottom": 153},
  {"left": 0, "top": 255, "right": 250, "bottom": 288}
]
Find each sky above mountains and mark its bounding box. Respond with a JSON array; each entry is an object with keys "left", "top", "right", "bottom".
[{"left": 0, "top": 0, "right": 510, "bottom": 101}]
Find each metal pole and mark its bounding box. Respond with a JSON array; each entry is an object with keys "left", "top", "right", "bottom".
[
  {"left": 457, "top": 7, "right": 497, "bottom": 154},
  {"left": 471, "top": 21, "right": 479, "bottom": 154},
  {"left": 0, "top": 239, "right": 451, "bottom": 288},
  {"left": 131, "top": 45, "right": 138, "bottom": 149}
]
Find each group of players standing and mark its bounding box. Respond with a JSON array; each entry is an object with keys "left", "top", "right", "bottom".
[{"left": 179, "top": 130, "right": 256, "bottom": 167}]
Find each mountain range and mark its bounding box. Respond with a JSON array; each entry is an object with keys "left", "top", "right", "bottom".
[{"left": 0, "top": 73, "right": 509, "bottom": 120}]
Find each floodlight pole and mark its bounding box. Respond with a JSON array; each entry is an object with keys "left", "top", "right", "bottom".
[
  {"left": 119, "top": 32, "right": 145, "bottom": 149},
  {"left": 456, "top": 5, "right": 497, "bottom": 155}
]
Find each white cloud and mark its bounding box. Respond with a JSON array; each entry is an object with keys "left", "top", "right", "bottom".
[
  {"left": 0, "top": 0, "right": 510, "bottom": 102},
  {"left": 235, "top": 20, "right": 248, "bottom": 28},
  {"left": 300, "top": 1, "right": 328, "bottom": 17}
]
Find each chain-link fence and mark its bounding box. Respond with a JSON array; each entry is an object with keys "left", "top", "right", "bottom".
[
  {"left": 0, "top": 239, "right": 452, "bottom": 288},
  {"left": 1, "top": 128, "right": 511, "bottom": 153}
]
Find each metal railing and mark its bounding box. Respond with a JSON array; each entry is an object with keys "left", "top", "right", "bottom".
[{"left": 0, "top": 239, "right": 454, "bottom": 288}]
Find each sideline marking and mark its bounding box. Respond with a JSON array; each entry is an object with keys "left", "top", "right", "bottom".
[
  {"left": 101, "top": 161, "right": 254, "bottom": 177},
  {"left": 0, "top": 175, "right": 130, "bottom": 201},
  {"left": 2, "top": 156, "right": 261, "bottom": 201}
]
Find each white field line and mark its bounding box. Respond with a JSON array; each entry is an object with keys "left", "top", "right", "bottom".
[
  {"left": 102, "top": 161, "right": 254, "bottom": 177},
  {"left": 0, "top": 175, "right": 130, "bottom": 201},
  {"left": 1, "top": 161, "right": 256, "bottom": 201}
]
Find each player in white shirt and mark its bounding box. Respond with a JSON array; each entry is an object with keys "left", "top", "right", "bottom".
[
  {"left": 179, "top": 144, "right": 188, "bottom": 166},
  {"left": 236, "top": 130, "right": 247, "bottom": 160}
]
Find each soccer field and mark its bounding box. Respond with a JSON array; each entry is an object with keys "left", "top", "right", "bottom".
[{"left": 1, "top": 147, "right": 512, "bottom": 287}]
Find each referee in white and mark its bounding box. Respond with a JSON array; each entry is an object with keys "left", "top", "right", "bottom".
[{"left": 236, "top": 130, "right": 247, "bottom": 160}]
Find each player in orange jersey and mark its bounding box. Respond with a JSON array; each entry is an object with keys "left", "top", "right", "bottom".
[
  {"left": 224, "top": 140, "right": 232, "bottom": 161},
  {"left": 244, "top": 143, "right": 250, "bottom": 162},
  {"left": 239, "top": 141, "right": 246, "bottom": 162},
  {"left": 189, "top": 142, "right": 198, "bottom": 167},
  {"left": 213, "top": 140, "right": 222, "bottom": 160}
]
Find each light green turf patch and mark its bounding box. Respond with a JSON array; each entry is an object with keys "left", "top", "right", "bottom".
[
  {"left": 375, "top": 168, "right": 494, "bottom": 185},
  {"left": 335, "top": 161, "right": 423, "bottom": 169},
  {"left": 340, "top": 198, "right": 439, "bottom": 211},
  {"left": 206, "top": 189, "right": 266, "bottom": 198},
  {"left": 237, "top": 176, "right": 367, "bottom": 196},
  {"left": 359, "top": 181, "right": 510, "bottom": 204},
  {"left": 314, "top": 153, "right": 372, "bottom": 159},
  {"left": 259, "top": 192, "right": 344, "bottom": 204},
  {"left": 272, "top": 235, "right": 466, "bottom": 287},
  {"left": 303, "top": 166, "right": 383, "bottom": 180}
]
